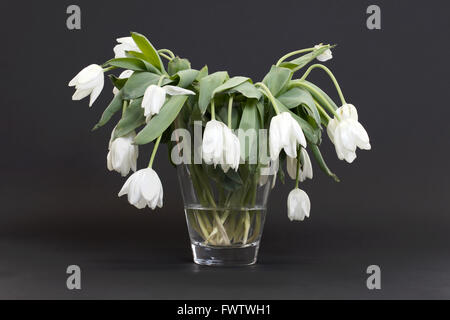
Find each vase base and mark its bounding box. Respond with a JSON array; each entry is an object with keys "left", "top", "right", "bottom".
[{"left": 191, "top": 242, "right": 260, "bottom": 266}]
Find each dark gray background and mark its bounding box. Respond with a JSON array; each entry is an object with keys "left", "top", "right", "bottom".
[{"left": 1, "top": 0, "right": 449, "bottom": 299}]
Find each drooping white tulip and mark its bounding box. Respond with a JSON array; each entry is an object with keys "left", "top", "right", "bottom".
[
  {"left": 107, "top": 129, "right": 138, "bottom": 177},
  {"left": 314, "top": 44, "right": 333, "bottom": 62},
  {"left": 286, "top": 148, "right": 313, "bottom": 182},
  {"left": 287, "top": 188, "right": 311, "bottom": 221},
  {"left": 221, "top": 127, "right": 241, "bottom": 172},
  {"left": 141, "top": 85, "right": 195, "bottom": 117},
  {"left": 112, "top": 70, "right": 134, "bottom": 95},
  {"left": 202, "top": 120, "right": 226, "bottom": 167},
  {"left": 113, "top": 37, "right": 140, "bottom": 58},
  {"left": 327, "top": 104, "right": 371, "bottom": 163},
  {"left": 118, "top": 168, "right": 163, "bottom": 209},
  {"left": 68, "top": 64, "right": 104, "bottom": 107},
  {"left": 269, "top": 112, "right": 307, "bottom": 161}
]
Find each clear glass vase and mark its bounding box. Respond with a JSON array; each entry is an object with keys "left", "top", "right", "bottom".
[{"left": 177, "top": 163, "right": 273, "bottom": 266}]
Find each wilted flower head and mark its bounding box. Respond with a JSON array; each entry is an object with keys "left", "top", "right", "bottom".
[
  {"left": 118, "top": 168, "right": 163, "bottom": 210},
  {"left": 68, "top": 64, "right": 104, "bottom": 107},
  {"left": 287, "top": 188, "right": 311, "bottom": 221},
  {"left": 327, "top": 104, "right": 371, "bottom": 163},
  {"left": 107, "top": 129, "right": 138, "bottom": 177},
  {"left": 269, "top": 112, "right": 306, "bottom": 161},
  {"left": 113, "top": 37, "right": 140, "bottom": 58}
]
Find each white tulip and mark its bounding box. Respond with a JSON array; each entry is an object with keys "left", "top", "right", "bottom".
[
  {"left": 68, "top": 64, "right": 104, "bottom": 107},
  {"left": 107, "top": 129, "right": 138, "bottom": 177},
  {"left": 314, "top": 44, "right": 333, "bottom": 62},
  {"left": 327, "top": 104, "right": 371, "bottom": 163},
  {"left": 113, "top": 37, "right": 140, "bottom": 58},
  {"left": 286, "top": 148, "right": 313, "bottom": 181},
  {"left": 112, "top": 70, "right": 134, "bottom": 95},
  {"left": 201, "top": 120, "right": 241, "bottom": 171},
  {"left": 287, "top": 188, "right": 311, "bottom": 221},
  {"left": 202, "top": 120, "right": 226, "bottom": 167},
  {"left": 118, "top": 168, "right": 163, "bottom": 209},
  {"left": 269, "top": 112, "right": 307, "bottom": 161},
  {"left": 141, "top": 85, "right": 195, "bottom": 117},
  {"left": 221, "top": 127, "right": 241, "bottom": 172}
]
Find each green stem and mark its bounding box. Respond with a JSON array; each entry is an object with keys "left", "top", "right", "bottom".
[
  {"left": 295, "top": 146, "right": 301, "bottom": 189},
  {"left": 158, "top": 52, "right": 172, "bottom": 61},
  {"left": 276, "top": 47, "right": 316, "bottom": 66},
  {"left": 313, "top": 98, "right": 332, "bottom": 121},
  {"left": 299, "top": 64, "right": 346, "bottom": 105},
  {"left": 290, "top": 81, "right": 340, "bottom": 121},
  {"left": 227, "top": 95, "right": 234, "bottom": 128},
  {"left": 102, "top": 66, "right": 117, "bottom": 72},
  {"left": 148, "top": 135, "right": 162, "bottom": 168},
  {"left": 158, "top": 49, "right": 175, "bottom": 59},
  {"left": 121, "top": 100, "right": 129, "bottom": 116},
  {"left": 255, "top": 82, "right": 280, "bottom": 115},
  {"left": 157, "top": 74, "right": 168, "bottom": 86},
  {"left": 210, "top": 99, "right": 216, "bottom": 120}
]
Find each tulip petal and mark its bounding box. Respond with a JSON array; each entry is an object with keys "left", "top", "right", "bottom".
[
  {"left": 89, "top": 77, "right": 104, "bottom": 107},
  {"left": 299, "top": 148, "right": 313, "bottom": 181},
  {"left": 163, "top": 85, "right": 195, "bottom": 96},
  {"left": 286, "top": 156, "right": 298, "bottom": 180},
  {"left": 142, "top": 85, "right": 166, "bottom": 116},
  {"left": 72, "top": 88, "right": 91, "bottom": 101},
  {"left": 118, "top": 175, "right": 133, "bottom": 197}
]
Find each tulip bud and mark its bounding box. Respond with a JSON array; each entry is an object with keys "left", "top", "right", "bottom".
[
  {"left": 287, "top": 188, "right": 311, "bottom": 221},
  {"left": 314, "top": 44, "right": 333, "bottom": 62}
]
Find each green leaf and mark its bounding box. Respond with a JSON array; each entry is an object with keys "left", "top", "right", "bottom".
[
  {"left": 217, "top": 104, "right": 239, "bottom": 129},
  {"left": 226, "top": 81, "right": 262, "bottom": 99},
  {"left": 280, "top": 45, "right": 334, "bottom": 70},
  {"left": 239, "top": 99, "right": 260, "bottom": 160},
  {"left": 278, "top": 87, "right": 321, "bottom": 127},
  {"left": 114, "top": 98, "right": 145, "bottom": 138},
  {"left": 262, "top": 65, "right": 292, "bottom": 96},
  {"left": 198, "top": 71, "right": 228, "bottom": 114},
  {"left": 130, "top": 32, "right": 164, "bottom": 72},
  {"left": 168, "top": 57, "right": 191, "bottom": 76},
  {"left": 256, "top": 101, "right": 265, "bottom": 127},
  {"left": 172, "top": 69, "right": 199, "bottom": 88},
  {"left": 134, "top": 95, "right": 188, "bottom": 145},
  {"left": 276, "top": 99, "right": 320, "bottom": 144},
  {"left": 310, "top": 144, "right": 340, "bottom": 182},
  {"left": 212, "top": 76, "right": 250, "bottom": 96},
  {"left": 109, "top": 75, "right": 128, "bottom": 91},
  {"left": 126, "top": 50, "right": 149, "bottom": 61},
  {"left": 92, "top": 91, "right": 123, "bottom": 130},
  {"left": 104, "top": 57, "right": 150, "bottom": 72},
  {"left": 196, "top": 65, "right": 209, "bottom": 81},
  {"left": 122, "top": 72, "right": 171, "bottom": 100},
  {"left": 124, "top": 53, "right": 162, "bottom": 74}
]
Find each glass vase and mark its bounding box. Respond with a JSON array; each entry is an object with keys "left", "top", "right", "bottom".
[{"left": 177, "top": 163, "right": 273, "bottom": 266}]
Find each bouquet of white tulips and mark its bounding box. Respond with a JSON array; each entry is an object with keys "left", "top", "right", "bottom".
[{"left": 69, "top": 31, "right": 370, "bottom": 235}]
